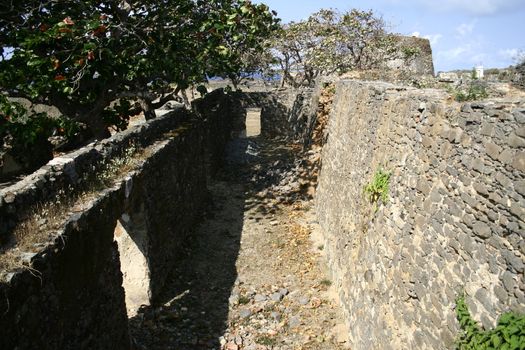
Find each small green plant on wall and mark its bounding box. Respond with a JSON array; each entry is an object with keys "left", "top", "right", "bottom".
[
  {"left": 364, "top": 168, "right": 391, "bottom": 211},
  {"left": 454, "top": 83, "right": 489, "bottom": 102},
  {"left": 455, "top": 295, "right": 525, "bottom": 350}
]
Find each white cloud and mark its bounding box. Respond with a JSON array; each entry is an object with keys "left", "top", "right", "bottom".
[
  {"left": 409, "top": 31, "right": 441, "bottom": 45},
  {"left": 382, "top": 0, "right": 524, "bottom": 15},
  {"left": 498, "top": 48, "right": 519, "bottom": 59},
  {"left": 456, "top": 21, "right": 475, "bottom": 37},
  {"left": 471, "top": 53, "right": 487, "bottom": 65},
  {"left": 423, "top": 34, "right": 443, "bottom": 46},
  {"left": 436, "top": 36, "right": 492, "bottom": 69},
  {"left": 498, "top": 48, "right": 525, "bottom": 65},
  {"left": 447, "top": 0, "right": 523, "bottom": 15},
  {"left": 438, "top": 46, "right": 470, "bottom": 61}
]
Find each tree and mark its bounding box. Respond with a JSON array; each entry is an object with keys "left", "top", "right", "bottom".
[
  {"left": 515, "top": 49, "right": 525, "bottom": 65},
  {"left": 200, "top": 3, "right": 280, "bottom": 89},
  {"left": 271, "top": 9, "right": 400, "bottom": 87},
  {"left": 223, "top": 42, "right": 278, "bottom": 89},
  {"left": 513, "top": 49, "right": 525, "bottom": 91},
  {"left": 0, "top": 0, "right": 278, "bottom": 142}
]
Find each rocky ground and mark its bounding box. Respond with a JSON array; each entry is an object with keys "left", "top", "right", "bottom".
[{"left": 129, "top": 136, "right": 349, "bottom": 350}]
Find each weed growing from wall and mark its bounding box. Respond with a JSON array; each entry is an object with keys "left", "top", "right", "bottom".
[
  {"left": 455, "top": 295, "right": 525, "bottom": 349},
  {"left": 449, "top": 81, "right": 489, "bottom": 102},
  {"left": 96, "top": 143, "right": 139, "bottom": 188},
  {"left": 0, "top": 143, "right": 146, "bottom": 279},
  {"left": 364, "top": 168, "right": 391, "bottom": 211}
]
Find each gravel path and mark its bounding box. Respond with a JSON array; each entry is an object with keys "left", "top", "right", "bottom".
[{"left": 130, "top": 137, "right": 349, "bottom": 350}]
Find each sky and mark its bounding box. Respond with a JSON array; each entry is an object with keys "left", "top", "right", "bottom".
[{"left": 254, "top": 0, "right": 525, "bottom": 73}]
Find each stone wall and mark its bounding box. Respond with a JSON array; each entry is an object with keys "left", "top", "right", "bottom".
[
  {"left": 316, "top": 80, "right": 524, "bottom": 349},
  {"left": 513, "top": 62, "right": 525, "bottom": 91},
  {"left": 0, "top": 108, "right": 194, "bottom": 243},
  {"left": 227, "top": 88, "right": 315, "bottom": 142},
  {"left": 387, "top": 36, "right": 435, "bottom": 76},
  {"left": 0, "top": 91, "right": 235, "bottom": 349}
]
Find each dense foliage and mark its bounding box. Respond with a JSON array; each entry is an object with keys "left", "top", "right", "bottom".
[
  {"left": 1, "top": 3, "right": 420, "bottom": 179},
  {"left": 0, "top": 0, "right": 278, "bottom": 144},
  {"left": 269, "top": 9, "right": 402, "bottom": 87},
  {"left": 454, "top": 82, "right": 489, "bottom": 102},
  {"left": 456, "top": 295, "right": 525, "bottom": 350}
]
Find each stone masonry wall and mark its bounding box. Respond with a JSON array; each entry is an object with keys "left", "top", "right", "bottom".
[
  {"left": 388, "top": 36, "right": 435, "bottom": 76},
  {"left": 513, "top": 62, "right": 525, "bottom": 91},
  {"left": 315, "top": 80, "right": 525, "bottom": 349},
  {"left": 227, "top": 89, "right": 315, "bottom": 141},
  {"left": 0, "top": 91, "right": 235, "bottom": 349}
]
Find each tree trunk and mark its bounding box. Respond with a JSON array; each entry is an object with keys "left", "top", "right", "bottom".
[
  {"left": 75, "top": 110, "right": 110, "bottom": 140},
  {"left": 138, "top": 97, "right": 156, "bottom": 120},
  {"left": 90, "top": 118, "right": 111, "bottom": 140},
  {"left": 65, "top": 93, "right": 113, "bottom": 140},
  {"left": 180, "top": 89, "right": 190, "bottom": 109},
  {"left": 280, "top": 74, "right": 286, "bottom": 88}
]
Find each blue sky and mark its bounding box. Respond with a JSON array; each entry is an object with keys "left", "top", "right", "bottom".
[{"left": 255, "top": 0, "right": 525, "bottom": 72}]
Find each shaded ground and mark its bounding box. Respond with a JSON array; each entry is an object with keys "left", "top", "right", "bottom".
[{"left": 130, "top": 136, "right": 349, "bottom": 350}]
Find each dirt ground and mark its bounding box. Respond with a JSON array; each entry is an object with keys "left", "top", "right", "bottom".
[{"left": 129, "top": 136, "right": 349, "bottom": 350}]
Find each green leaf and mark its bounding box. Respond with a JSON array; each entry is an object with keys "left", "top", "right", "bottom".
[
  {"left": 83, "top": 43, "right": 97, "bottom": 51},
  {"left": 508, "top": 325, "right": 520, "bottom": 335},
  {"left": 27, "top": 59, "right": 45, "bottom": 67},
  {"left": 217, "top": 45, "right": 229, "bottom": 56},
  {"left": 491, "top": 334, "right": 502, "bottom": 347},
  {"left": 0, "top": 0, "right": 278, "bottom": 141}
]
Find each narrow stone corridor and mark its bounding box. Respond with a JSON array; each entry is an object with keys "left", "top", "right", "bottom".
[{"left": 129, "top": 136, "right": 349, "bottom": 350}]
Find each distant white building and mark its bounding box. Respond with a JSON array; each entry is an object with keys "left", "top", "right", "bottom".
[{"left": 475, "top": 65, "right": 484, "bottom": 79}]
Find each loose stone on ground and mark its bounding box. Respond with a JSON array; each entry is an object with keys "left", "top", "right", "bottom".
[{"left": 130, "top": 137, "right": 348, "bottom": 349}]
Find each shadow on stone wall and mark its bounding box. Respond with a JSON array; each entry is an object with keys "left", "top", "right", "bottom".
[
  {"left": 128, "top": 141, "right": 248, "bottom": 349},
  {"left": 229, "top": 90, "right": 314, "bottom": 141},
  {"left": 0, "top": 87, "right": 310, "bottom": 349},
  {"left": 0, "top": 96, "right": 229, "bottom": 349}
]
